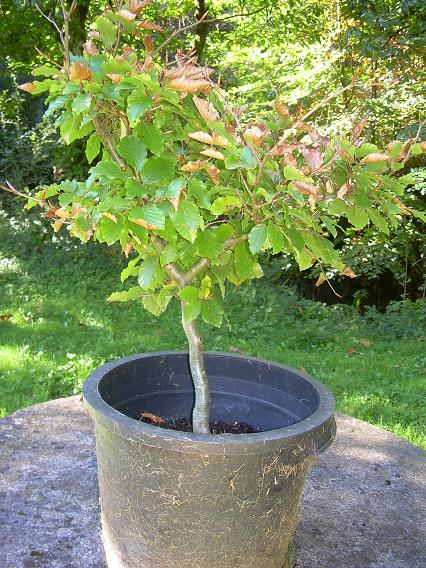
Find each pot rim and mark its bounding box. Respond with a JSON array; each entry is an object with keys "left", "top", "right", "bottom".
[{"left": 83, "top": 351, "right": 336, "bottom": 455}]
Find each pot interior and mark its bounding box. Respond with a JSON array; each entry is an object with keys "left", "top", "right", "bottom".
[{"left": 98, "top": 353, "right": 321, "bottom": 432}]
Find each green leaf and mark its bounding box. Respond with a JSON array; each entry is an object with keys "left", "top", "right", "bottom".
[
  {"left": 94, "top": 16, "right": 117, "bottom": 45},
  {"left": 98, "top": 215, "right": 126, "bottom": 245},
  {"left": 210, "top": 196, "right": 242, "bottom": 215},
  {"left": 248, "top": 224, "right": 267, "bottom": 253},
  {"left": 187, "top": 178, "right": 211, "bottom": 209},
  {"left": 59, "top": 114, "right": 80, "bottom": 145},
  {"left": 296, "top": 248, "right": 314, "bottom": 270},
  {"left": 234, "top": 241, "right": 254, "bottom": 280},
  {"left": 224, "top": 147, "right": 256, "bottom": 170},
  {"left": 356, "top": 143, "right": 378, "bottom": 158},
  {"left": 117, "top": 136, "right": 147, "bottom": 171},
  {"left": 328, "top": 199, "right": 348, "bottom": 216},
  {"left": 411, "top": 209, "right": 426, "bottom": 223},
  {"left": 195, "top": 231, "right": 222, "bottom": 261},
  {"left": 346, "top": 205, "right": 369, "bottom": 229},
  {"left": 166, "top": 178, "right": 186, "bottom": 200},
  {"left": 285, "top": 228, "right": 305, "bottom": 252},
  {"left": 267, "top": 223, "right": 285, "bottom": 254},
  {"left": 178, "top": 287, "right": 201, "bottom": 321},
  {"left": 101, "top": 60, "right": 132, "bottom": 75},
  {"left": 160, "top": 243, "right": 178, "bottom": 266},
  {"left": 128, "top": 204, "right": 165, "bottom": 230},
  {"left": 170, "top": 200, "right": 202, "bottom": 242},
  {"left": 138, "top": 257, "right": 163, "bottom": 290},
  {"left": 136, "top": 122, "right": 164, "bottom": 155},
  {"left": 127, "top": 89, "right": 152, "bottom": 123},
  {"left": 369, "top": 209, "right": 389, "bottom": 234},
  {"left": 107, "top": 287, "right": 145, "bottom": 302},
  {"left": 72, "top": 93, "right": 91, "bottom": 114},
  {"left": 141, "top": 156, "right": 176, "bottom": 184},
  {"left": 121, "top": 256, "right": 141, "bottom": 282},
  {"left": 32, "top": 65, "right": 57, "bottom": 77},
  {"left": 201, "top": 297, "right": 223, "bottom": 327},
  {"left": 283, "top": 165, "right": 313, "bottom": 182},
  {"left": 85, "top": 132, "right": 101, "bottom": 163}
]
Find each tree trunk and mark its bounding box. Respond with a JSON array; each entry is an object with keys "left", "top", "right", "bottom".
[
  {"left": 180, "top": 300, "right": 211, "bottom": 434},
  {"left": 194, "top": 0, "right": 210, "bottom": 61}
]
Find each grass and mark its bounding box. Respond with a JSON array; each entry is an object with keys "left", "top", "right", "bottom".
[{"left": 1, "top": 209, "right": 425, "bottom": 449}]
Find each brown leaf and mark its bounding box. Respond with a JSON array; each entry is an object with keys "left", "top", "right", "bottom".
[
  {"left": 309, "top": 130, "right": 330, "bottom": 149},
  {"left": 339, "top": 148, "right": 354, "bottom": 163},
  {"left": 243, "top": 124, "right": 269, "bottom": 147},
  {"left": 420, "top": 141, "right": 426, "bottom": 152},
  {"left": 201, "top": 148, "right": 225, "bottom": 160},
  {"left": 118, "top": 9, "right": 136, "bottom": 21},
  {"left": 138, "top": 20, "right": 164, "bottom": 31},
  {"left": 337, "top": 182, "right": 350, "bottom": 198},
  {"left": 141, "top": 412, "right": 167, "bottom": 425},
  {"left": 351, "top": 118, "right": 367, "bottom": 141},
  {"left": 211, "top": 134, "right": 229, "bottom": 147},
  {"left": 292, "top": 181, "right": 319, "bottom": 196},
  {"left": 143, "top": 35, "right": 153, "bottom": 53},
  {"left": 360, "top": 153, "right": 389, "bottom": 164},
  {"left": 106, "top": 73, "right": 121, "bottom": 84},
  {"left": 359, "top": 338, "right": 370, "bottom": 347},
  {"left": 52, "top": 220, "right": 63, "bottom": 233},
  {"left": 325, "top": 180, "right": 334, "bottom": 194},
  {"left": 128, "top": 0, "right": 152, "bottom": 15},
  {"left": 55, "top": 207, "right": 72, "bottom": 220},
  {"left": 180, "top": 160, "right": 207, "bottom": 173},
  {"left": 271, "top": 143, "right": 299, "bottom": 157},
  {"left": 301, "top": 147, "right": 323, "bottom": 171},
  {"left": 83, "top": 40, "right": 98, "bottom": 56},
  {"left": 346, "top": 347, "right": 356, "bottom": 356},
  {"left": 188, "top": 131, "right": 214, "bottom": 145},
  {"left": 69, "top": 62, "right": 92, "bottom": 81},
  {"left": 123, "top": 243, "right": 133, "bottom": 258},
  {"left": 18, "top": 82, "right": 37, "bottom": 94},
  {"left": 206, "top": 165, "right": 220, "bottom": 185},
  {"left": 192, "top": 95, "right": 219, "bottom": 121},
  {"left": 315, "top": 273, "right": 327, "bottom": 287},
  {"left": 275, "top": 98, "right": 290, "bottom": 118},
  {"left": 170, "top": 77, "right": 211, "bottom": 94},
  {"left": 342, "top": 266, "right": 356, "bottom": 278}
]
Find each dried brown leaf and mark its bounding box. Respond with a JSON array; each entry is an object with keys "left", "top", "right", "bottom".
[
  {"left": 138, "top": 20, "right": 164, "bottom": 31},
  {"left": 180, "top": 160, "right": 207, "bottom": 173},
  {"left": 211, "top": 134, "right": 229, "bottom": 147},
  {"left": 18, "top": 82, "right": 37, "bottom": 94},
  {"left": 106, "top": 73, "right": 121, "bottom": 84},
  {"left": 143, "top": 35, "right": 153, "bottom": 53},
  {"left": 360, "top": 153, "right": 389, "bottom": 164},
  {"left": 206, "top": 165, "right": 220, "bottom": 185},
  {"left": 118, "top": 9, "right": 136, "bottom": 21},
  {"left": 83, "top": 40, "right": 99, "bottom": 56},
  {"left": 201, "top": 148, "right": 225, "bottom": 160},
  {"left": 188, "top": 131, "right": 214, "bottom": 144},
  {"left": 192, "top": 95, "right": 219, "bottom": 121},
  {"left": 342, "top": 266, "right": 356, "bottom": 278},
  {"left": 359, "top": 338, "right": 370, "bottom": 347},
  {"left": 275, "top": 98, "right": 290, "bottom": 118},
  {"left": 69, "top": 62, "right": 92, "bottom": 81},
  {"left": 293, "top": 181, "right": 319, "bottom": 196},
  {"left": 128, "top": 0, "right": 152, "bottom": 15},
  {"left": 170, "top": 77, "right": 211, "bottom": 94},
  {"left": 337, "top": 183, "right": 350, "bottom": 198},
  {"left": 301, "top": 147, "right": 323, "bottom": 170},
  {"left": 315, "top": 273, "right": 327, "bottom": 287},
  {"left": 141, "top": 412, "right": 167, "bottom": 425}
]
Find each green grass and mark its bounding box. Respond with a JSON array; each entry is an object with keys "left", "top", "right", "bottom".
[{"left": 1, "top": 209, "right": 425, "bottom": 449}]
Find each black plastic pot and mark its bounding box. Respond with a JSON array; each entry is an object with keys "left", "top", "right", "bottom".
[{"left": 83, "top": 352, "right": 335, "bottom": 568}]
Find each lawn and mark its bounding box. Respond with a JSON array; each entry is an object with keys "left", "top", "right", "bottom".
[{"left": 1, "top": 209, "right": 425, "bottom": 448}]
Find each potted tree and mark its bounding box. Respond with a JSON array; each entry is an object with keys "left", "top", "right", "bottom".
[{"left": 3, "top": 1, "right": 424, "bottom": 567}]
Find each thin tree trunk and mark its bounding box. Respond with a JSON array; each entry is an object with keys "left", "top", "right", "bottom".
[
  {"left": 194, "top": 0, "right": 210, "bottom": 61},
  {"left": 68, "top": 0, "right": 90, "bottom": 55},
  {"left": 180, "top": 300, "right": 211, "bottom": 434}
]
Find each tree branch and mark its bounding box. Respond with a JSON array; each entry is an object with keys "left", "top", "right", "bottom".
[{"left": 92, "top": 115, "right": 126, "bottom": 169}]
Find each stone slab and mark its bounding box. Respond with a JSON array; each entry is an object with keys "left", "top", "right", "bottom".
[{"left": 0, "top": 396, "right": 424, "bottom": 568}]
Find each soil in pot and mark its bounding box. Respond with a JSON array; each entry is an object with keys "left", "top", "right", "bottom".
[{"left": 140, "top": 411, "right": 256, "bottom": 433}]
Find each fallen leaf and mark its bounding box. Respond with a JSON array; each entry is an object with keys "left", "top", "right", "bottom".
[
  {"left": 359, "top": 338, "right": 370, "bottom": 347},
  {"left": 141, "top": 412, "right": 167, "bottom": 425},
  {"left": 346, "top": 347, "right": 356, "bottom": 356}
]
